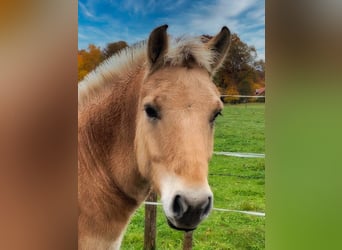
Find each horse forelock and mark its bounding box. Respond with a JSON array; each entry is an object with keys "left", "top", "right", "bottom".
[
  {"left": 78, "top": 36, "right": 216, "bottom": 109},
  {"left": 165, "top": 36, "right": 215, "bottom": 71}
]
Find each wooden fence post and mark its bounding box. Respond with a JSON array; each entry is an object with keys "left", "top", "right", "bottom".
[
  {"left": 144, "top": 191, "right": 157, "bottom": 250},
  {"left": 183, "top": 231, "right": 193, "bottom": 250}
]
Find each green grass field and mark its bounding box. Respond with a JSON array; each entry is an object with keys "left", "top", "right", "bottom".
[{"left": 121, "top": 103, "right": 265, "bottom": 249}]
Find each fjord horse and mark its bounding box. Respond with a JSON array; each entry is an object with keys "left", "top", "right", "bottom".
[{"left": 78, "top": 25, "right": 231, "bottom": 249}]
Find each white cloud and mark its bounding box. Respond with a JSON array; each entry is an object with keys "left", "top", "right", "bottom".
[
  {"left": 122, "top": 0, "right": 145, "bottom": 14},
  {"left": 79, "top": 2, "right": 94, "bottom": 18},
  {"left": 120, "top": 0, "right": 166, "bottom": 15},
  {"left": 78, "top": 0, "right": 265, "bottom": 60},
  {"left": 158, "top": 0, "right": 259, "bottom": 34},
  {"left": 157, "top": 0, "right": 265, "bottom": 59},
  {"left": 78, "top": 33, "right": 89, "bottom": 40}
]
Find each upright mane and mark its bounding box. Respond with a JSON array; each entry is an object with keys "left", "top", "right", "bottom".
[
  {"left": 78, "top": 35, "right": 217, "bottom": 108},
  {"left": 78, "top": 25, "right": 232, "bottom": 250}
]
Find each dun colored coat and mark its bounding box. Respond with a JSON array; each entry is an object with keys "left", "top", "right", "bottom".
[{"left": 78, "top": 25, "right": 231, "bottom": 249}]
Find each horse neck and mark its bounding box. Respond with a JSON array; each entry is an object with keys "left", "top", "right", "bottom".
[{"left": 78, "top": 64, "right": 149, "bottom": 205}]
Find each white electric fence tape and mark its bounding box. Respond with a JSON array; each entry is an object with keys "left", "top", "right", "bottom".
[
  {"left": 144, "top": 201, "right": 265, "bottom": 217},
  {"left": 220, "top": 95, "right": 265, "bottom": 98},
  {"left": 214, "top": 152, "right": 265, "bottom": 158}
]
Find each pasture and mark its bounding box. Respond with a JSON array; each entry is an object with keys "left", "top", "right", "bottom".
[{"left": 121, "top": 103, "right": 265, "bottom": 249}]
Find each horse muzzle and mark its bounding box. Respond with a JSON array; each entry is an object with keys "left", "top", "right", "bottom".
[{"left": 164, "top": 192, "right": 213, "bottom": 231}]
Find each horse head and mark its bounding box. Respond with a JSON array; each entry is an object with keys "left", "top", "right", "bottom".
[{"left": 135, "top": 25, "right": 231, "bottom": 231}]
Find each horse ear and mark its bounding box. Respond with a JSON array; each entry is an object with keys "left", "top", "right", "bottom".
[
  {"left": 147, "top": 24, "right": 168, "bottom": 71},
  {"left": 207, "top": 26, "right": 231, "bottom": 74}
]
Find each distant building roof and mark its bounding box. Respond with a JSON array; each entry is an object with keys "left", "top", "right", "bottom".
[{"left": 255, "top": 87, "right": 265, "bottom": 96}]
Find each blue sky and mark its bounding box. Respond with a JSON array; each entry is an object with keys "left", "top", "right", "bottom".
[{"left": 78, "top": 0, "right": 265, "bottom": 60}]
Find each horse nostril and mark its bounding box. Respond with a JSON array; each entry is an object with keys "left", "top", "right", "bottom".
[
  {"left": 202, "top": 196, "right": 212, "bottom": 218},
  {"left": 172, "top": 195, "right": 186, "bottom": 219}
]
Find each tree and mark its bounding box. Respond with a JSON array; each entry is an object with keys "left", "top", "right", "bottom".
[
  {"left": 238, "top": 79, "right": 253, "bottom": 96},
  {"left": 103, "top": 41, "right": 128, "bottom": 59},
  {"left": 78, "top": 44, "right": 104, "bottom": 81},
  {"left": 220, "top": 34, "right": 257, "bottom": 84},
  {"left": 253, "top": 59, "right": 265, "bottom": 83},
  {"left": 223, "top": 85, "right": 240, "bottom": 104},
  {"left": 209, "top": 33, "right": 264, "bottom": 100}
]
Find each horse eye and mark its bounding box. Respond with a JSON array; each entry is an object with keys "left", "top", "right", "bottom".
[
  {"left": 211, "top": 110, "right": 222, "bottom": 123},
  {"left": 144, "top": 105, "right": 160, "bottom": 120}
]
